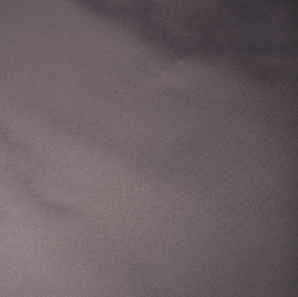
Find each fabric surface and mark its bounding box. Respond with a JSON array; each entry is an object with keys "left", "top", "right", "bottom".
[{"left": 0, "top": 0, "right": 297, "bottom": 296}]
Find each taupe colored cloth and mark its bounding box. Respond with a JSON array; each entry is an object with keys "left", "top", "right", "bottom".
[{"left": 0, "top": 1, "right": 297, "bottom": 296}]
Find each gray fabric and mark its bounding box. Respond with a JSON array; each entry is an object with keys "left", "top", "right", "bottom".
[{"left": 0, "top": 0, "right": 297, "bottom": 296}]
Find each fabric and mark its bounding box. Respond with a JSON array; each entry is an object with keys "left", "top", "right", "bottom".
[{"left": 0, "top": 0, "right": 297, "bottom": 296}]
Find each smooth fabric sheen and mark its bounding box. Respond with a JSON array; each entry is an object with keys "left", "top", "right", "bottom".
[{"left": 0, "top": 0, "right": 297, "bottom": 296}]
